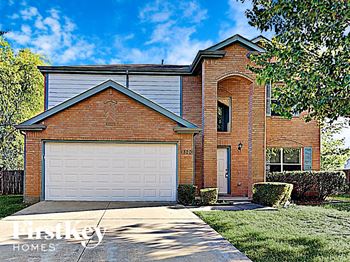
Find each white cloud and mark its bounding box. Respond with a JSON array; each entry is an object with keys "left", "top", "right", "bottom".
[
  {"left": 110, "top": 0, "right": 211, "bottom": 65},
  {"left": 181, "top": 1, "right": 208, "bottom": 23},
  {"left": 219, "top": 0, "right": 273, "bottom": 40},
  {"left": 138, "top": 0, "right": 172, "bottom": 23},
  {"left": 8, "top": 13, "right": 19, "bottom": 19},
  {"left": 20, "top": 6, "right": 39, "bottom": 20},
  {"left": 6, "top": 6, "right": 95, "bottom": 64}
]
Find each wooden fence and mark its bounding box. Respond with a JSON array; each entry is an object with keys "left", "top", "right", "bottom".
[{"left": 0, "top": 170, "right": 24, "bottom": 195}]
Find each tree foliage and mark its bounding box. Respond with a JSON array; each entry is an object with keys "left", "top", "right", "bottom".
[
  {"left": 321, "top": 121, "right": 350, "bottom": 171},
  {"left": 241, "top": 0, "right": 350, "bottom": 122},
  {"left": 0, "top": 37, "right": 45, "bottom": 170}
]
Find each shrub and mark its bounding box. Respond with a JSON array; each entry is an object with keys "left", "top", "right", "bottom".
[
  {"left": 267, "top": 171, "right": 347, "bottom": 202},
  {"left": 267, "top": 171, "right": 316, "bottom": 200},
  {"left": 315, "top": 171, "right": 347, "bottom": 201},
  {"left": 252, "top": 182, "right": 293, "bottom": 207},
  {"left": 177, "top": 184, "right": 196, "bottom": 205},
  {"left": 200, "top": 188, "right": 218, "bottom": 205}
]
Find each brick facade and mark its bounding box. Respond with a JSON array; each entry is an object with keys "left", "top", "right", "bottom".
[
  {"left": 182, "top": 75, "right": 203, "bottom": 188},
  {"left": 24, "top": 88, "right": 194, "bottom": 202},
  {"left": 266, "top": 113, "right": 321, "bottom": 170},
  {"left": 182, "top": 43, "right": 320, "bottom": 197},
  {"left": 23, "top": 41, "right": 321, "bottom": 202}
]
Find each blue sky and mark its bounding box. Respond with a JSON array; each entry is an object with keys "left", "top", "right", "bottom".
[
  {"left": 0, "top": 0, "right": 270, "bottom": 65},
  {"left": 1, "top": 0, "right": 349, "bottom": 148}
]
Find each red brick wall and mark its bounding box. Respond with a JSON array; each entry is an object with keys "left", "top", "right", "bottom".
[
  {"left": 182, "top": 42, "right": 320, "bottom": 197},
  {"left": 217, "top": 77, "right": 252, "bottom": 196},
  {"left": 182, "top": 43, "right": 266, "bottom": 196},
  {"left": 266, "top": 114, "right": 321, "bottom": 170},
  {"left": 182, "top": 75, "right": 203, "bottom": 188},
  {"left": 24, "top": 88, "right": 194, "bottom": 202},
  {"left": 201, "top": 43, "right": 266, "bottom": 196}
]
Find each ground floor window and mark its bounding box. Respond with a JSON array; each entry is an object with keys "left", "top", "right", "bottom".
[{"left": 266, "top": 148, "right": 302, "bottom": 172}]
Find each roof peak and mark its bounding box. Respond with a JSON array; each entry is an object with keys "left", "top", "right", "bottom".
[
  {"left": 205, "top": 34, "right": 265, "bottom": 52},
  {"left": 17, "top": 79, "right": 198, "bottom": 130}
]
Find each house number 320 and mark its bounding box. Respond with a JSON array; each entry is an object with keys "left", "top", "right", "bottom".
[{"left": 181, "top": 149, "right": 192, "bottom": 155}]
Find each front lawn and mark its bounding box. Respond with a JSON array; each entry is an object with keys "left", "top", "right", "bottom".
[
  {"left": 0, "top": 195, "right": 28, "bottom": 218},
  {"left": 325, "top": 194, "right": 350, "bottom": 212},
  {"left": 196, "top": 205, "right": 350, "bottom": 262},
  {"left": 328, "top": 194, "right": 350, "bottom": 202}
]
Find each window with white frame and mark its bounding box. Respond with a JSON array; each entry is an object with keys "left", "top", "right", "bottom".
[{"left": 266, "top": 148, "right": 302, "bottom": 172}]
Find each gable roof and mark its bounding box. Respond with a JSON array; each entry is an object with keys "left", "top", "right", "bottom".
[
  {"left": 205, "top": 34, "right": 265, "bottom": 52},
  {"left": 17, "top": 80, "right": 198, "bottom": 129}
]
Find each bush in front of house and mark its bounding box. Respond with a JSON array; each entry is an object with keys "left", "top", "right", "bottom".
[
  {"left": 267, "top": 171, "right": 347, "bottom": 202},
  {"left": 177, "top": 184, "right": 196, "bottom": 205},
  {"left": 252, "top": 182, "right": 293, "bottom": 207},
  {"left": 267, "top": 171, "right": 316, "bottom": 200},
  {"left": 315, "top": 171, "right": 347, "bottom": 201},
  {"left": 200, "top": 188, "right": 218, "bottom": 205}
]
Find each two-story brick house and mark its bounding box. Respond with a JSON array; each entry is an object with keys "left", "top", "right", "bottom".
[{"left": 17, "top": 34, "right": 320, "bottom": 203}]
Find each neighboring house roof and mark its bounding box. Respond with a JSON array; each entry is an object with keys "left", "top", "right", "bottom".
[
  {"left": 16, "top": 80, "right": 200, "bottom": 131},
  {"left": 251, "top": 35, "right": 270, "bottom": 44},
  {"left": 38, "top": 34, "right": 264, "bottom": 75}
]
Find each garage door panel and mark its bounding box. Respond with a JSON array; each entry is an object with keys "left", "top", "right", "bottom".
[{"left": 45, "top": 142, "right": 177, "bottom": 201}]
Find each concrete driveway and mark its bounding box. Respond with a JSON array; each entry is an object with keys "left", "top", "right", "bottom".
[{"left": 0, "top": 201, "right": 250, "bottom": 262}]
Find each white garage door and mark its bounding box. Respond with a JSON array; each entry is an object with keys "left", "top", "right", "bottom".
[{"left": 44, "top": 142, "right": 177, "bottom": 201}]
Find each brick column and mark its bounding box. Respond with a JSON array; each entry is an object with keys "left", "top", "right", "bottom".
[
  {"left": 250, "top": 83, "right": 266, "bottom": 197},
  {"left": 201, "top": 60, "right": 218, "bottom": 188}
]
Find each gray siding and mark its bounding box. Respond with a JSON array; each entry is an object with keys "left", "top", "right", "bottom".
[
  {"left": 129, "top": 75, "right": 180, "bottom": 115},
  {"left": 47, "top": 74, "right": 181, "bottom": 115}
]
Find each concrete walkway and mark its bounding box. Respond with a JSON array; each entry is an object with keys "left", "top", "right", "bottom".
[{"left": 0, "top": 201, "right": 251, "bottom": 262}]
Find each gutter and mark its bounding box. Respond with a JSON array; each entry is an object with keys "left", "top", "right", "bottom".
[
  {"left": 15, "top": 124, "right": 46, "bottom": 131},
  {"left": 173, "top": 127, "right": 202, "bottom": 134}
]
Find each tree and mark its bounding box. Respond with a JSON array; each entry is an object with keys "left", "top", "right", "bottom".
[
  {"left": 0, "top": 37, "right": 46, "bottom": 170},
  {"left": 241, "top": 0, "right": 350, "bottom": 122},
  {"left": 321, "top": 121, "right": 350, "bottom": 171}
]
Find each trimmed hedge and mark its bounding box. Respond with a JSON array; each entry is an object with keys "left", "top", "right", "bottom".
[
  {"left": 200, "top": 188, "right": 218, "bottom": 205},
  {"left": 267, "top": 171, "right": 347, "bottom": 201},
  {"left": 177, "top": 184, "right": 196, "bottom": 205},
  {"left": 252, "top": 182, "right": 293, "bottom": 207}
]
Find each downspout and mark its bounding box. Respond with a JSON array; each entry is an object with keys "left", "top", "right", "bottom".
[
  {"left": 192, "top": 131, "right": 201, "bottom": 186},
  {"left": 19, "top": 130, "right": 26, "bottom": 201}
]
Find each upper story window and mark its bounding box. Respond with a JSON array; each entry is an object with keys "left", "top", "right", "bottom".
[
  {"left": 266, "top": 83, "right": 281, "bottom": 116},
  {"left": 217, "top": 97, "right": 231, "bottom": 132},
  {"left": 266, "top": 148, "right": 302, "bottom": 172},
  {"left": 266, "top": 83, "right": 299, "bottom": 117}
]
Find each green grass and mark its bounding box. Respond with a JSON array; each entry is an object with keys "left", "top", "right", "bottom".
[
  {"left": 325, "top": 194, "right": 350, "bottom": 212},
  {"left": 196, "top": 205, "right": 350, "bottom": 262},
  {"left": 0, "top": 195, "right": 28, "bottom": 218},
  {"left": 328, "top": 194, "right": 350, "bottom": 202}
]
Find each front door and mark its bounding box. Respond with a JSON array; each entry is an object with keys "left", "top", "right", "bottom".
[{"left": 217, "top": 148, "right": 229, "bottom": 194}]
